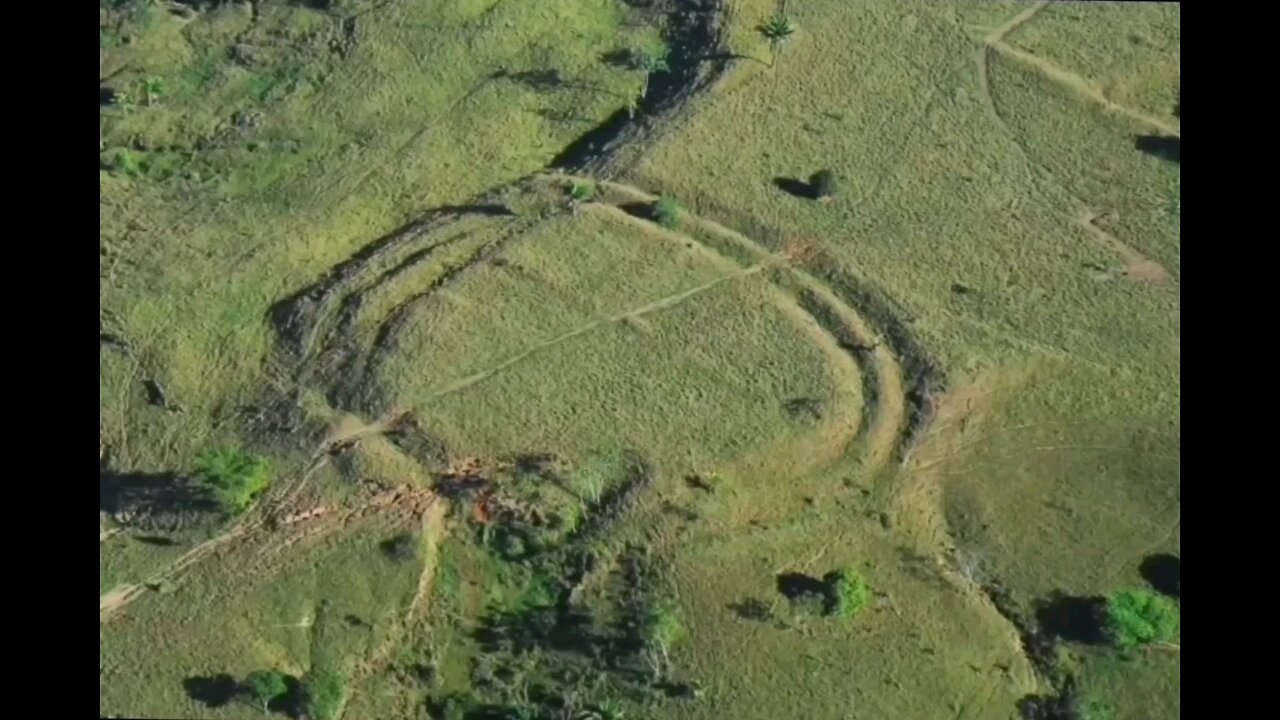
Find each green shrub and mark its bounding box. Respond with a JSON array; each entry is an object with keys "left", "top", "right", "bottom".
[
  {"left": 569, "top": 180, "right": 596, "bottom": 202},
  {"left": 242, "top": 669, "right": 289, "bottom": 713},
  {"left": 1102, "top": 589, "right": 1178, "bottom": 648},
  {"left": 642, "top": 598, "right": 685, "bottom": 676},
  {"left": 652, "top": 195, "right": 681, "bottom": 229},
  {"left": 193, "top": 447, "right": 272, "bottom": 516},
  {"left": 823, "top": 567, "right": 870, "bottom": 618},
  {"left": 301, "top": 668, "right": 347, "bottom": 720},
  {"left": 102, "top": 148, "right": 145, "bottom": 177},
  {"left": 810, "top": 169, "right": 839, "bottom": 200}
]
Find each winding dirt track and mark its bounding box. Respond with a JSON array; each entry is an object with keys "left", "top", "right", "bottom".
[
  {"left": 99, "top": 407, "right": 416, "bottom": 623},
  {"left": 975, "top": 0, "right": 1174, "bottom": 288}
]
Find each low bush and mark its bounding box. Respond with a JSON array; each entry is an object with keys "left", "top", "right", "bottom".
[{"left": 823, "top": 567, "right": 870, "bottom": 618}]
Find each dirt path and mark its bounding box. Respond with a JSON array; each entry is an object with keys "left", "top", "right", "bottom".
[
  {"left": 1077, "top": 211, "right": 1172, "bottom": 285},
  {"left": 421, "top": 246, "right": 782, "bottom": 402},
  {"left": 975, "top": 2, "right": 1173, "bottom": 288},
  {"left": 554, "top": 173, "right": 911, "bottom": 481},
  {"left": 983, "top": 0, "right": 1051, "bottom": 46},
  {"left": 989, "top": 41, "right": 1179, "bottom": 137},
  {"left": 100, "top": 407, "right": 414, "bottom": 624}
]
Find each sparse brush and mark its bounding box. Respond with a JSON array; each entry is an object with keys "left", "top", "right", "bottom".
[
  {"left": 141, "top": 76, "right": 164, "bottom": 106},
  {"left": 569, "top": 180, "right": 596, "bottom": 202},
  {"left": 652, "top": 195, "right": 681, "bottom": 228}
]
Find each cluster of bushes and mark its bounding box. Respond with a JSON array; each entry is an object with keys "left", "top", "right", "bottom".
[
  {"left": 232, "top": 667, "right": 347, "bottom": 719},
  {"left": 778, "top": 566, "right": 872, "bottom": 620}
]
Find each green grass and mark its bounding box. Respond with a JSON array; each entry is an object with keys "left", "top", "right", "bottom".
[
  {"left": 100, "top": 0, "right": 657, "bottom": 473},
  {"left": 100, "top": 518, "right": 423, "bottom": 718},
  {"left": 623, "top": 0, "right": 1178, "bottom": 717},
  {"left": 1004, "top": 1, "right": 1180, "bottom": 123},
  {"left": 372, "top": 209, "right": 849, "bottom": 478},
  {"left": 101, "top": 1, "right": 1177, "bottom": 718}
]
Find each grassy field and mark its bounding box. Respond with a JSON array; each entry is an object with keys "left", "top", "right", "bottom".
[
  {"left": 622, "top": 0, "right": 1179, "bottom": 717},
  {"left": 102, "top": 1, "right": 1178, "bottom": 718}
]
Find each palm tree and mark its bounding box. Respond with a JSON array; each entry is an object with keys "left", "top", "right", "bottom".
[{"left": 760, "top": 14, "right": 797, "bottom": 69}]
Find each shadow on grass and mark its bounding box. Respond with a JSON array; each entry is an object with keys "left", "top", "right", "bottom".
[
  {"left": 1135, "top": 135, "right": 1179, "bottom": 164},
  {"left": 183, "top": 674, "right": 238, "bottom": 708},
  {"left": 773, "top": 176, "right": 816, "bottom": 200},
  {"left": 776, "top": 572, "right": 825, "bottom": 600},
  {"left": 1140, "top": 553, "right": 1179, "bottom": 598},
  {"left": 1034, "top": 592, "right": 1106, "bottom": 644},
  {"left": 101, "top": 470, "right": 216, "bottom": 521}
]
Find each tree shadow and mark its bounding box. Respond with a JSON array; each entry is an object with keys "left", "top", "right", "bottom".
[
  {"left": 100, "top": 469, "right": 216, "bottom": 522},
  {"left": 600, "top": 48, "right": 636, "bottom": 70},
  {"left": 776, "top": 572, "right": 825, "bottom": 600},
  {"left": 133, "top": 535, "right": 178, "bottom": 546},
  {"left": 493, "top": 68, "right": 566, "bottom": 92},
  {"left": 1034, "top": 592, "right": 1106, "bottom": 645},
  {"left": 1135, "top": 135, "right": 1179, "bottom": 164},
  {"left": 270, "top": 675, "right": 304, "bottom": 718},
  {"left": 1140, "top": 553, "right": 1179, "bottom": 598},
  {"left": 773, "top": 176, "right": 816, "bottom": 200},
  {"left": 510, "top": 452, "right": 562, "bottom": 477},
  {"left": 183, "top": 674, "right": 238, "bottom": 708},
  {"left": 428, "top": 204, "right": 515, "bottom": 217}
]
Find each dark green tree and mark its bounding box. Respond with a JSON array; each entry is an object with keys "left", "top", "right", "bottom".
[
  {"left": 810, "top": 169, "right": 840, "bottom": 201},
  {"left": 301, "top": 668, "right": 347, "bottom": 720},
  {"left": 242, "top": 670, "right": 288, "bottom": 713}
]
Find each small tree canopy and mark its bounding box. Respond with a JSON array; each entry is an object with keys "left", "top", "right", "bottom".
[
  {"left": 642, "top": 599, "right": 685, "bottom": 652},
  {"left": 810, "top": 169, "right": 840, "bottom": 200},
  {"left": 242, "top": 670, "right": 288, "bottom": 711},
  {"left": 193, "top": 447, "right": 273, "bottom": 516},
  {"left": 1102, "top": 589, "right": 1179, "bottom": 648},
  {"left": 302, "top": 668, "right": 347, "bottom": 720},
  {"left": 823, "top": 567, "right": 870, "bottom": 618}
]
